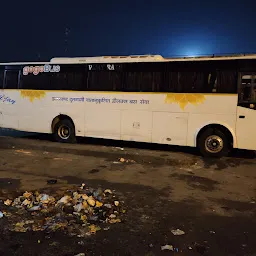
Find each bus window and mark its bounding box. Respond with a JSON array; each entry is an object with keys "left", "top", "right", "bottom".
[
  {"left": 216, "top": 70, "right": 237, "bottom": 93},
  {"left": 50, "top": 73, "right": 68, "bottom": 90},
  {"left": 122, "top": 72, "right": 141, "bottom": 91},
  {"left": 152, "top": 72, "right": 163, "bottom": 92},
  {"left": 4, "top": 70, "right": 19, "bottom": 89},
  {"left": 139, "top": 72, "right": 154, "bottom": 92},
  {"left": 21, "top": 72, "right": 50, "bottom": 90},
  {"left": 239, "top": 74, "right": 256, "bottom": 103},
  {"left": 67, "top": 72, "right": 85, "bottom": 91},
  {"left": 87, "top": 71, "right": 121, "bottom": 91}
]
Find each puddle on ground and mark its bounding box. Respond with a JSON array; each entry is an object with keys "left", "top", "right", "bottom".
[
  {"left": 212, "top": 198, "right": 256, "bottom": 213},
  {"left": 170, "top": 173, "right": 219, "bottom": 191},
  {"left": 0, "top": 178, "right": 20, "bottom": 190},
  {"left": 89, "top": 169, "right": 100, "bottom": 174},
  {"left": 202, "top": 158, "right": 254, "bottom": 170}
]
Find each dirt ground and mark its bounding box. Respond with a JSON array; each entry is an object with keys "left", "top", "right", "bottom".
[{"left": 0, "top": 133, "right": 255, "bottom": 256}]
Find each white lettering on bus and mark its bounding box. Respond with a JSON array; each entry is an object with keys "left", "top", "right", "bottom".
[{"left": 107, "top": 64, "right": 115, "bottom": 70}]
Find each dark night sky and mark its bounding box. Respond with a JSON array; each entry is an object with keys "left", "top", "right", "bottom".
[{"left": 1, "top": 0, "right": 256, "bottom": 62}]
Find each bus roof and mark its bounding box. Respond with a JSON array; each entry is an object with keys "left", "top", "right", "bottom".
[{"left": 1, "top": 53, "right": 256, "bottom": 65}]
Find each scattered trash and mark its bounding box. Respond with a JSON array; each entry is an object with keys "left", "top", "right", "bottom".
[
  {"left": 118, "top": 158, "right": 136, "bottom": 163},
  {"left": 149, "top": 244, "right": 154, "bottom": 248},
  {"left": 209, "top": 230, "right": 215, "bottom": 234},
  {"left": 188, "top": 246, "right": 193, "bottom": 250},
  {"left": 4, "top": 199, "right": 12, "bottom": 206},
  {"left": 161, "top": 245, "right": 174, "bottom": 251},
  {"left": 49, "top": 242, "right": 59, "bottom": 246},
  {"left": 47, "top": 180, "right": 57, "bottom": 185},
  {"left": 0, "top": 211, "right": 4, "bottom": 218},
  {"left": 2, "top": 184, "right": 125, "bottom": 236},
  {"left": 80, "top": 183, "right": 86, "bottom": 190},
  {"left": 37, "top": 240, "right": 41, "bottom": 244},
  {"left": 119, "top": 157, "right": 125, "bottom": 163},
  {"left": 171, "top": 229, "right": 185, "bottom": 236},
  {"left": 104, "top": 189, "right": 112, "bottom": 195},
  {"left": 74, "top": 253, "right": 85, "bottom": 256},
  {"left": 115, "top": 147, "right": 124, "bottom": 151},
  {"left": 15, "top": 149, "right": 31, "bottom": 155}
]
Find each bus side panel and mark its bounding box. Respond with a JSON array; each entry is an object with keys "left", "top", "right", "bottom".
[
  {"left": 121, "top": 110, "right": 152, "bottom": 142},
  {"left": 186, "top": 95, "right": 238, "bottom": 147},
  {"left": 18, "top": 91, "right": 85, "bottom": 135},
  {"left": 187, "top": 114, "right": 237, "bottom": 147},
  {"left": 152, "top": 112, "right": 189, "bottom": 145},
  {"left": 84, "top": 95, "right": 121, "bottom": 140},
  {"left": 1, "top": 90, "right": 19, "bottom": 129}
]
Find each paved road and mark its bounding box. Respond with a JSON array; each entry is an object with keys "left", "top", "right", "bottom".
[{"left": 0, "top": 134, "right": 255, "bottom": 256}]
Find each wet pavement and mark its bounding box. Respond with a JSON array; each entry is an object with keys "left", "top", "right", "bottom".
[{"left": 0, "top": 132, "right": 255, "bottom": 256}]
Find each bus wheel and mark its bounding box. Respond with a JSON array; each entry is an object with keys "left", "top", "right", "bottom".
[
  {"left": 198, "top": 128, "right": 229, "bottom": 158},
  {"left": 54, "top": 119, "right": 76, "bottom": 143}
]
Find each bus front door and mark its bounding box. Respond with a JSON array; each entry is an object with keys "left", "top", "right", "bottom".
[
  {"left": 236, "top": 106, "right": 256, "bottom": 150},
  {"left": 236, "top": 73, "right": 256, "bottom": 150}
]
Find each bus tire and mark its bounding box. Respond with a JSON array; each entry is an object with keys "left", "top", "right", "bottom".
[
  {"left": 198, "top": 128, "right": 229, "bottom": 158},
  {"left": 53, "top": 119, "right": 76, "bottom": 143}
]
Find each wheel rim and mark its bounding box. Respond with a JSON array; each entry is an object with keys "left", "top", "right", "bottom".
[
  {"left": 57, "top": 125, "right": 71, "bottom": 140},
  {"left": 205, "top": 135, "right": 224, "bottom": 153}
]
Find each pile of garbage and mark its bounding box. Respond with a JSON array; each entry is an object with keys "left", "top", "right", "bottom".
[{"left": 0, "top": 184, "right": 125, "bottom": 236}]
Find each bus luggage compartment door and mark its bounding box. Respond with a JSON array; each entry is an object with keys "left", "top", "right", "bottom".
[{"left": 152, "top": 112, "right": 189, "bottom": 146}]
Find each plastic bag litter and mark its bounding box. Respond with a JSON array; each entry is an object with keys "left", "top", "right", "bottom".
[
  {"left": 74, "top": 203, "right": 84, "bottom": 212},
  {"left": 171, "top": 229, "right": 185, "bottom": 236},
  {"left": 109, "top": 214, "right": 116, "bottom": 219},
  {"left": 0, "top": 211, "right": 3, "bottom": 218},
  {"left": 4, "top": 199, "right": 12, "bottom": 206},
  {"left": 23, "top": 191, "right": 32, "bottom": 198},
  {"left": 104, "top": 203, "right": 112, "bottom": 209},
  {"left": 80, "top": 183, "right": 86, "bottom": 189},
  {"left": 104, "top": 189, "right": 112, "bottom": 194},
  {"left": 87, "top": 197, "right": 96, "bottom": 207},
  {"left": 89, "top": 224, "right": 101, "bottom": 234},
  {"left": 28, "top": 205, "right": 41, "bottom": 211},
  {"left": 108, "top": 218, "right": 121, "bottom": 224},
  {"left": 57, "top": 195, "right": 72, "bottom": 205},
  {"left": 161, "top": 245, "right": 174, "bottom": 251}
]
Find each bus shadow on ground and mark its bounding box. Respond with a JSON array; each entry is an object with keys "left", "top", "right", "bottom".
[{"left": 3, "top": 129, "right": 254, "bottom": 161}]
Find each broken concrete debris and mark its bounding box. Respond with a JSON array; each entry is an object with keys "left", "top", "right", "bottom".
[{"left": 0, "top": 184, "right": 124, "bottom": 236}]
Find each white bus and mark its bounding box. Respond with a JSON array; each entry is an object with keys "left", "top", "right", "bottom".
[{"left": 0, "top": 54, "right": 256, "bottom": 157}]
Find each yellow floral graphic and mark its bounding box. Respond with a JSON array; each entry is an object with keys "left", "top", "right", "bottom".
[
  {"left": 20, "top": 90, "right": 46, "bottom": 102},
  {"left": 165, "top": 93, "right": 206, "bottom": 110}
]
